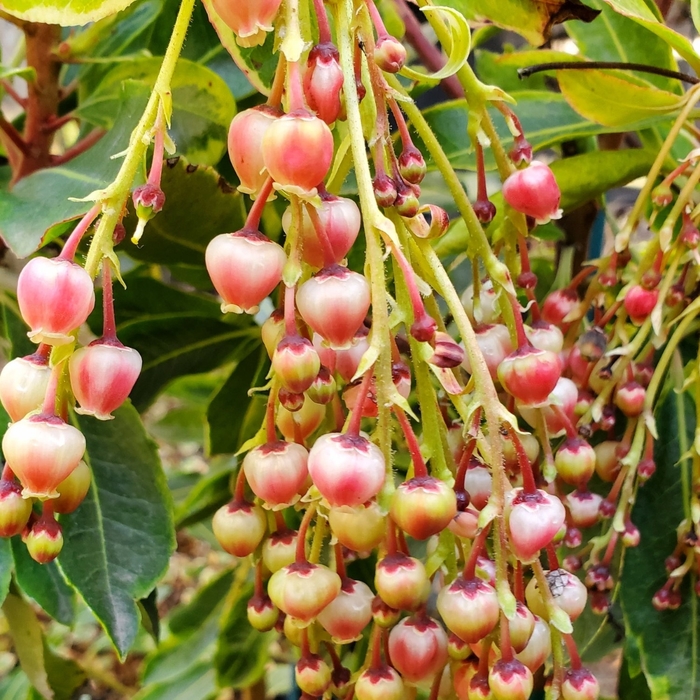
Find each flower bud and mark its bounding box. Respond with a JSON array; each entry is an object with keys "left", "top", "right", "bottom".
[
  {"left": 243, "top": 441, "right": 308, "bottom": 508},
  {"left": 506, "top": 488, "right": 566, "bottom": 562},
  {"left": 304, "top": 43, "right": 344, "bottom": 124},
  {"left": 565, "top": 490, "right": 602, "bottom": 529},
  {"left": 262, "top": 109, "right": 334, "bottom": 196},
  {"left": 374, "top": 35, "right": 407, "bottom": 73},
  {"left": 463, "top": 458, "right": 492, "bottom": 511},
  {"left": 462, "top": 324, "right": 513, "bottom": 380},
  {"left": 593, "top": 441, "right": 621, "bottom": 482},
  {"left": 211, "top": 0, "right": 282, "bottom": 47},
  {"left": 518, "top": 377, "right": 578, "bottom": 438},
  {"left": 297, "top": 266, "right": 371, "bottom": 349},
  {"left": 462, "top": 280, "right": 500, "bottom": 325},
  {"left": 3, "top": 415, "right": 86, "bottom": 499},
  {"left": 488, "top": 659, "right": 533, "bottom": 700},
  {"left": 555, "top": 438, "right": 596, "bottom": 487},
  {"left": 277, "top": 395, "right": 325, "bottom": 442},
  {"left": 247, "top": 594, "right": 279, "bottom": 631},
  {"left": 498, "top": 346, "right": 562, "bottom": 407},
  {"left": 375, "top": 553, "right": 430, "bottom": 611},
  {"left": 26, "top": 518, "right": 63, "bottom": 564},
  {"left": 18, "top": 258, "right": 95, "bottom": 346},
  {"left": 624, "top": 285, "right": 658, "bottom": 325},
  {"left": 296, "top": 654, "right": 331, "bottom": 696},
  {"left": 577, "top": 327, "right": 607, "bottom": 363},
  {"left": 372, "top": 595, "right": 401, "bottom": 628},
  {"left": 306, "top": 366, "right": 336, "bottom": 405},
  {"left": 53, "top": 459, "right": 91, "bottom": 514},
  {"left": 373, "top": 173, "right": 398, "bottom": 207},
  {"left": 272, "top": 336, "right": 321, "bottom": 394},
  {"left": 328, "top": 501, "right": 386, "bottom": 551},
  {"left": 525, "top": 321, "right": 564, "bottom": 354},
  {"left": 502, "top": 161, "right": 562, "bottom": 224},
  {"left": 614, "top": 381, "right": 645, "bottom": 417},
  {"left": 0, "top": 479, "right": 32, "bottom": 537},
  {"left": 541, "top": 288, "right": 578, "bottom": 331},
  {"left": 525, "top": 568, "right": 587, "bottom": 622},
  {"left": 228, "top": 106, "right": 280, "bottom": 196},
  {"left": 394, "top": 182, "right": 421, "bottom": 218},
  {"left": 390, "top": 476, "right": 457, "bottom": 540},
  {"left": 212, "top": 499, "right": 267, "bottom": 557},
  {"left": 0, "top": 353, "right": 51, "bottom": 422},
  {"left": 437, "top": 577, "right": 499, "bottom": 643},
  {"left": 317, "top": 577, "right": 374, "bottom": 643},
  {"left": 398, "top": 145, "right": 427, "bottom": 185},
  {"left": 267, "top": 561, "right": 341, "bottom": 622},
  {"left": 132, "top": 183, "right": 165, "bottom": 221},
  {"left": 355, "top": 665, "right": 405, "bottom": 700},
  {"left": 69, "top": 341, "right": 142, "bottom": 420},
  {"left": 206, "top": 230, "right": 286, "bottom": 314},
  {"left": 515, "top": 616, "right": 550, "bottom": 672},
  {"left": 308, "top": 432, "right": 385, "bottom": 507},
  {"left": 562, "top": 667, "right": 600, "bottom": 700},
  {"left": 262, "top": 529, "right": 298, "bottom": 573},
  {"left": 389, "top": 615, "right": 448, "bottom": 686}
]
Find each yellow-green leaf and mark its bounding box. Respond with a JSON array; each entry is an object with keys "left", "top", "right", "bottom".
[
  {"left": 0, "top": 0, "right": 137, "bottom": 26},
  {"left": 557, "top": 69, "right": 686, "bottom": 127},
  {"left": 400, "top": 6, "right": 470, "bottom": 83}
]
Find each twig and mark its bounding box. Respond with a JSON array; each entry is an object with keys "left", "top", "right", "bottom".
[
  {"left": 1, "top": 79, "right": 28, "bottom": 108},
  {"left": 519, "top": 61, "right": 700, "bottom": 85},
  {"left": 0, "top": 115, "right": 30, "bottom": 156},
  {"left": 50, "top": 128, "right": 105, "bottom": 165}
]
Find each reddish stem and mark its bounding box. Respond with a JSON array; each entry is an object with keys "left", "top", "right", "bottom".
[
  {"left": 563, "top": 633, "right": 582, "bottom": 670},
  {"left": 552, "top": 404, "right": 577, "bottom": 440},
  {"left": 597, "top": 300, "right": 622, "bottom": 328},
  {"left": 370, "top": 624, "right": 384, "bottom": 669},
  {"left": 661, "top": 159, "right": 691, "bottom": 188},
  {"left": 499, "top": 614, "right": 513, "bottom": 662},
  {"left": 0, "top": 115, "right": 30, "bottom": 157},
  {"left": 300, "top": 627, "right": 311, "bottom": 658},
  {"left": 365, "top": 0, "right": 389, "bottom": 37},
  {"left": 284, "top": 284, "right": 298, "bottom": 338},
  {"left": 568, "top": 266, "right": 597, "bottom": 291},
  {"left": 546, "top": 542, "right": 560, "bottom": 570},
  {"left": 464, "top": 523, "right": 491, "bottom": 579},
  {"left": 334, "top": 541, "right": 347, "bottom": 579},
  {"left": 605, "top": 465, "right": 629, "bottom": 507},
  {"left": 601, "top": 530, "right": 619, "bottom": 567},
  {"left": 393, "top": 406, "right": 428, "bottom": 478},
  {"left": 475, "top": 142, "right": 489, "bottom": 204},
  {"left": 514, "top": 561, "right": 524, "bottom": 602},
  {"left": 306, "top": 203, "right": 336, "bottom": 268},
  {"left": 287, "top": 60, "right": 306, "bottom": 112},
  {"left": 385, "top": 517, "right": 399, "bottom": 555},
  {"left": 255, "top": 559, "right": 265, "bottom": 597},
  {"left": 295, "top": 504, "right": 317, "bottom": 563},
  {"left": 508, "top": 293, "right": 529, "bottom": 348},
  {"left": 346, "top": 371, "right": 373, "bottom": 436},
  {"left": 387, "top": 98, "right": 414, "bottom": 150},
  {"left": 428, "top": 666, "right": 445, "bottom": 700},
  {"left": 245, "top": 177, "right": 274, "bottom": 230},
  {"left": 101, "top": 261, "right": 119, "bottom": 342},
  {"left": 504, "top": 424, "right": 537, "bottom": 494},
  {"left": 58, "top": 203, "right": 101, "bottom": 261},
  {"left": 41, "top": 499, "right": 56, "bottom": 522},
  {"left": 312, "top": 0, "right": 332, "bottom": 43},
  {"left": 1, "top": 80, "right": 27, "bottom": 108},
  {"left": 391, "top": 243, "right": 430, "bottom": 328},
  {"left": 147, "top": 114, "right": 166, "bottom": 187},
  {"left": 273, "top": 510, "right": 287, "bottom": 533},
  {"left": 455, "top": 439, "right": 476, "bottom": 491},
  {"left": 41, "top": 365, "right": 61, "bottom": 416},
  {"left": 265, "top": 386, "right": 278, "bottom": 443},
  {"left": 234, "top": 466, "right": 247, "bottom": 502}
]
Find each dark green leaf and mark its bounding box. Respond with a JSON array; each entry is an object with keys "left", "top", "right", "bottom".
[
  {"left": 0, "top": 538, "right": 11, "bottom": 607},
  {"left": 0, "top": 88, "right": 148, "bottom": 258},
  {"left": 215, "top": 581, "right": 270, "bottom": 688},
  {"left": 174, "top": 465, "right": 235, "bottom": 529},
  {"left": 11, "top": 538, "right": 75, "bottom": 626},
  {"left": 619, "top": 649, "right": 652, "bottom": 700},
  {"left": 78, "top": 59, "right": 236, "bottom": 166},
  {"left": 139, "top": 588, "right": 160, "bottom": 643},
  {"left": 206, "top": 343, "right": 267, "bottom": 455},
  {"left": 2, "top": 592, "right": 52, "bottom": 699},
  {"left": 1, "top": 297, "right": 40, "bottom": 359},
  {"left": 169, "top": 568, "right": 234, "bottom": 636},
  {"left": 58, "top": 403, "right": 175, "bottom": 658},
  {"left": 620, "top": 391, "right": 698, "bottom": 700},
  {"left": 123, "top": 156, "right": 246, "bottom": 267},
  {"left": 135, "top": 663, "right": 217, "bottom": 700}
]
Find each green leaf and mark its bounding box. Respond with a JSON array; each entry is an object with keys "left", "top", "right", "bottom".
[
  {"left": 11, "top": 539, "right": 75, "bottom": 626},
  {"left": 42, "top": 643, "right": 87, "bottom": 700},
  {"left": 566, "top": 0, "right": 679, "bottom": 92},
  {"left": 201, "top": 0, "right": 279, "bottom": 96},
  {"left": 619, "top": 650, "right": 653, "bottom": 700},
  {"left": 0, "top": 66, "right": 35, "bottom": 82},
  {"left": 620, "top": 391, "right": 698, "bottom": 700},
  {"left": 557, "top": 69, "right": 686, "bottom": 127},
  {"left": 135, "top": 664, "right": 217, "bottom": 700},
  {"left": 2, "top": 592, "right": 52, "bottom": 700},
  {"left": 174, "top": 464, "right": 235, "bottom": 529},
  {"left": 123, "top": 156, "right": 246, "bottom": 267},
  {"left": 0, "top": 539, "right": 11, "bottom": 607},
  {"left": 450, "top": 0, "right": 599, "bottom": 47},
  {"left": 169, "top": 568, "right": 235, "bottom": 636},
  {"left": 215, "top": 581, "right": 270, "bottom": 688},
  {"left": 78, "top": 59, "right": 236, "bottom": 166},
  {"left": 418, "top": 91, "right": 636, "bottom": 172},
  {"left": 692, "top": 0, "right": 700, "bottom": 36},
  {"left": 0, "top": 669, "right": 31, "bottom": 700},
  {"left": 1, "top": 297, "right": 36, "bottom": 360},
  {"left": 552, "top": 148, "right": 657, "bottom": 211},
  {"left": 207, "top": 344, "right": 267, "bottom": 456},
  {"left": 0, "top": 0, "right": 138, "bottom": 26},
  {"left": 0, "top": 88, "right": 147, "bottom": 258},
  {"left": 57, "top": 403, "right": 175, "bottom": 658},
  {"left": 598, "top": 0, "right": 700, "bottom": 74}
]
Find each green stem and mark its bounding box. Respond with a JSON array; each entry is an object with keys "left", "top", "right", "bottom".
[{"left": 83, "top": 0, "right": 196, "bottom": 278}]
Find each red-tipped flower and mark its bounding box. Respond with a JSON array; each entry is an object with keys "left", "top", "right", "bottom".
[{"left": 502, "top": 161, "right": 562, "bottom": 224}]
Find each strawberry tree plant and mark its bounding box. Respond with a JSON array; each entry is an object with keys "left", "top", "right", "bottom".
[{"left": 0, "top": 0, "right": 699, "bottom": 698}]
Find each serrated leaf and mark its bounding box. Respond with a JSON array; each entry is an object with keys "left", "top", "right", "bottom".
[
  {"left": 11, "top": 539, "right": 75, "bottom": 626},
  {"left": 620, "top": 391, "right": 698, "bottom": 699},
  {"left": 122, "top": 156, "right": 246, "bottom": 267},
  {"left": 58, "top": 403, "right": 175, "bottom": 658},
  {"left": 0, "top": 88, "right": 147, "bottom": 258},
  {"left": 201, "top": 0, "right": 278, "bottom": 96},
  {"left": 557, "top": 69, "right": 686, "bottom": 127},
  {"left": 0, "top": 0, "right": 138, "bottom": 26},
  {"left": 78, "top": 59, "right": 236, "bottom": 166},
  {"left": 2, "top": 592, "right": 52, "bottom": 699}
]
